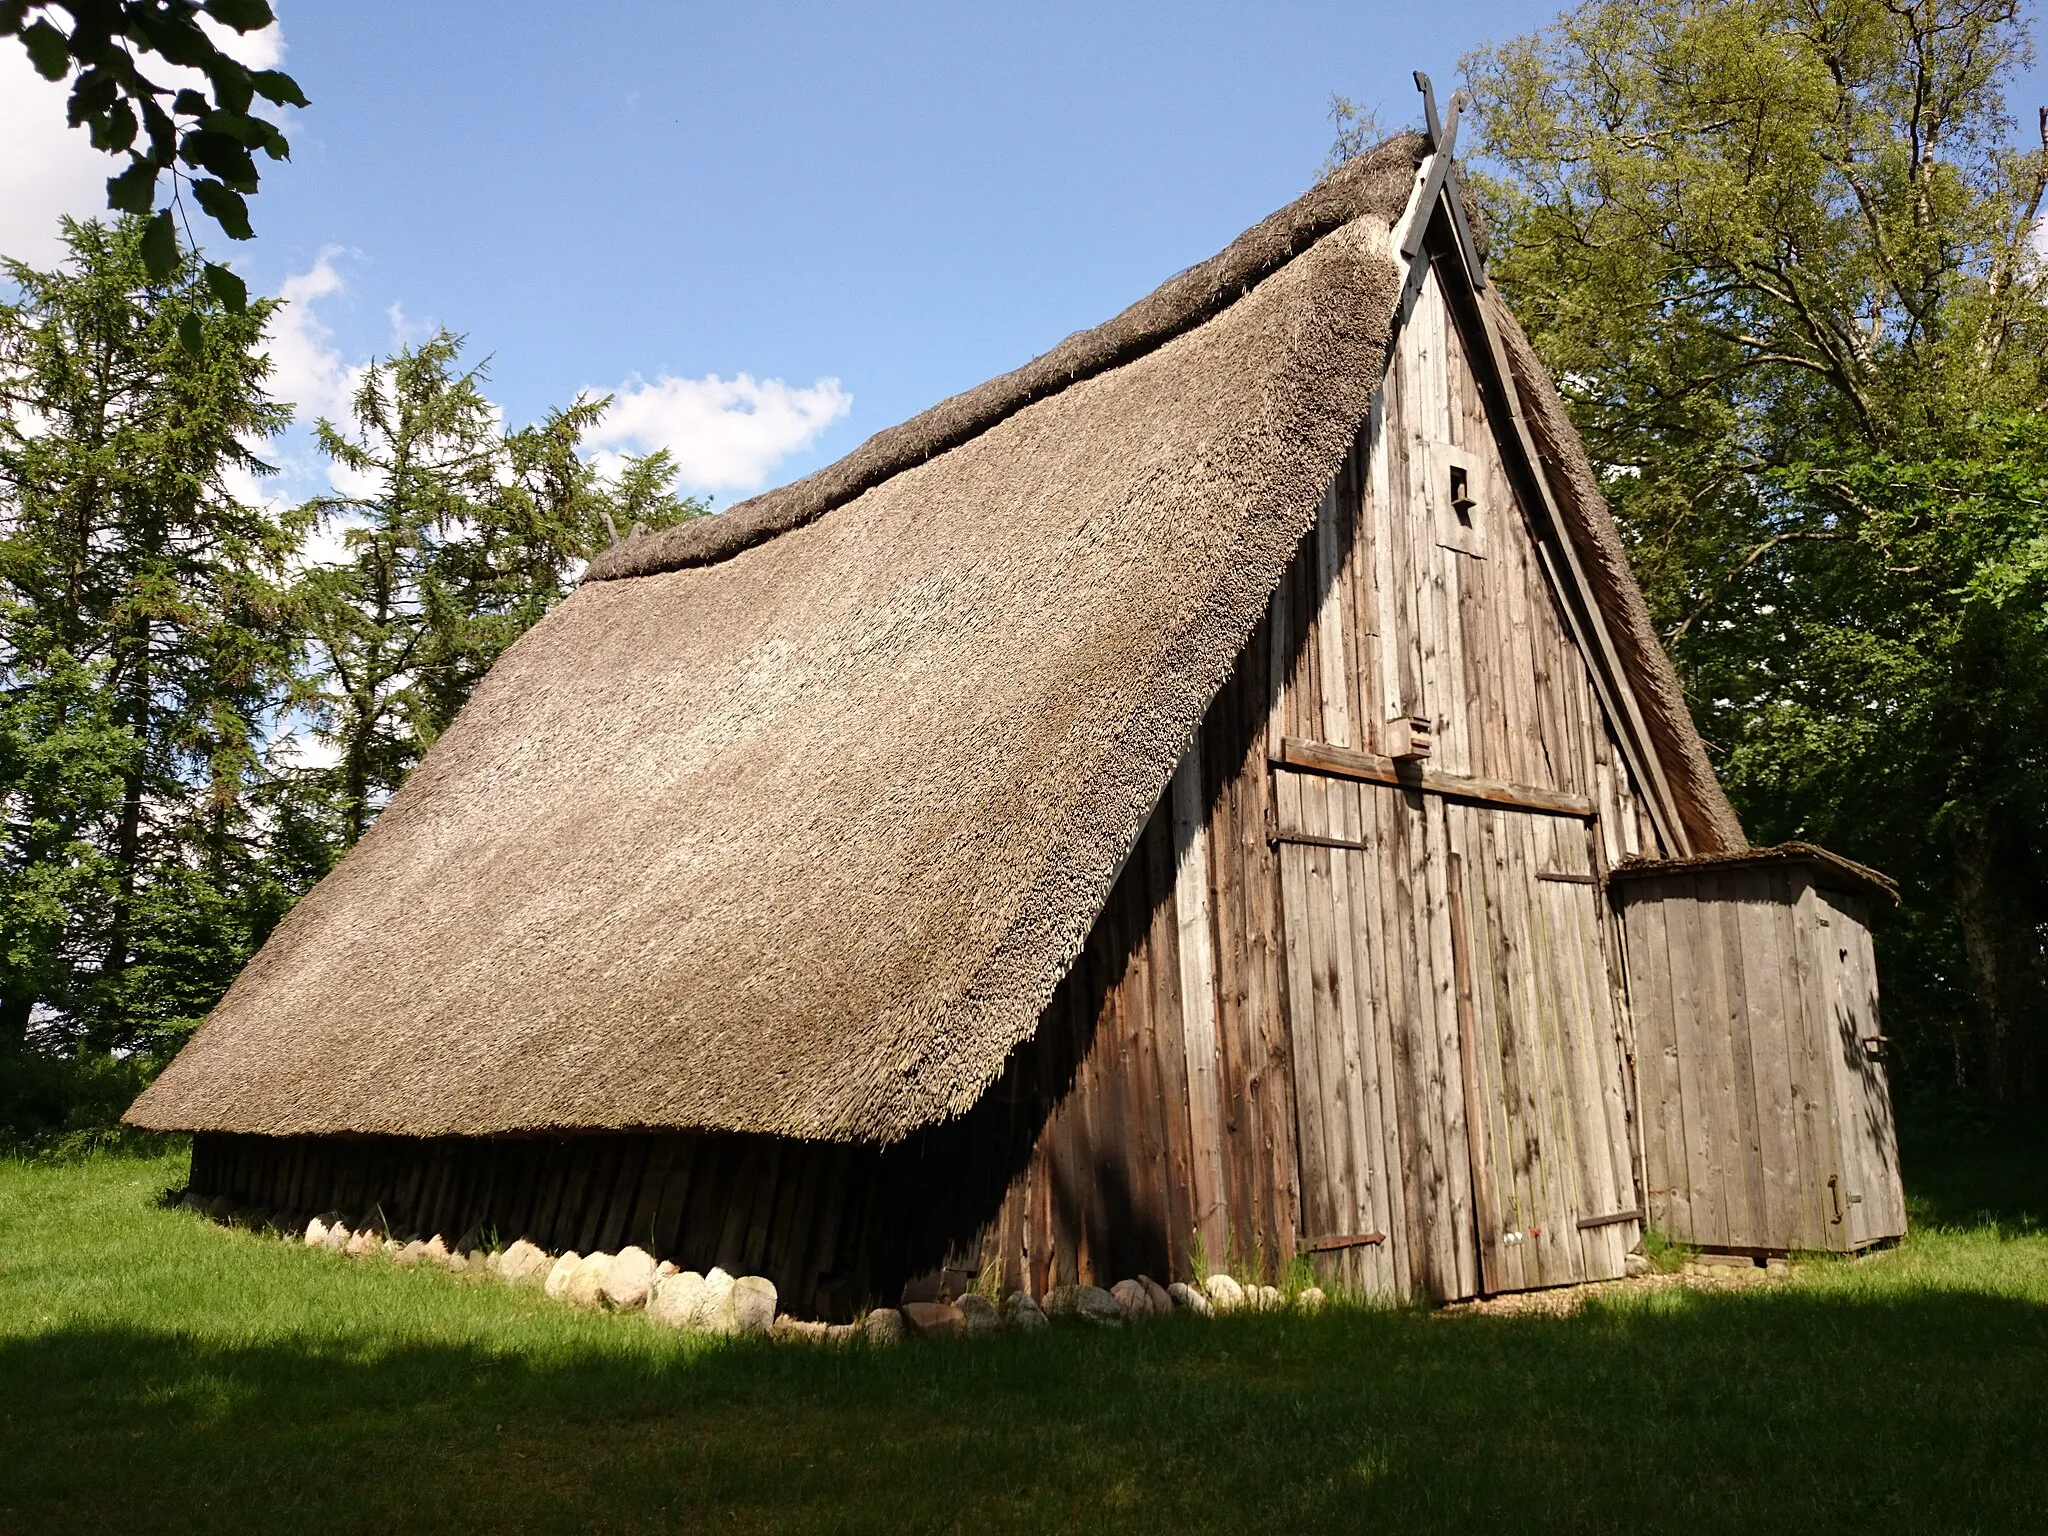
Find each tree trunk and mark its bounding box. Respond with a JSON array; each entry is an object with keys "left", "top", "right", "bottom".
[{"left": 1952, "top": 816, "right": 2047, "bottom": 1105}]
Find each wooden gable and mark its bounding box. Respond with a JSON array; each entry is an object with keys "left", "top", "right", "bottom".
[{"left": 954, "top": 249, "right": 1674, "bottom": 1303}]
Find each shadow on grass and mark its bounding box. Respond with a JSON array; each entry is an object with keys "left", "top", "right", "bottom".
[
  {"left": 5, "top": 1282, "right": 2045, "bottom": 1535},
  {"left": 1900, "top": 1105, "right": 2048, "bottom": 1234}
]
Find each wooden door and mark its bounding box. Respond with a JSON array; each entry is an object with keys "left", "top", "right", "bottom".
[
  {"left": 1445, "top": 805, "right": 1638, "bottom": 1290},
  {"left": 1814, "top": 892, "right": 1907, "bottom": 1249},
  {"left": 1272, "top": 766, "right": 1473, "bottom": 1301}
]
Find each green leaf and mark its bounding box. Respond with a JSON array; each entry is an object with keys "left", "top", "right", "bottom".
[
  {"left": 88, "top": 98, "right": 137, "bottom": 153},
  {"left": 106, "top": 157, "right": 156, "bottom": 215},
  {"left": 202, "top": 261, "right": 248, "bottom": 314},
  {"left": 0, "top": 3, "right": 31, "bottom": 35},
  {"left": 20, "top": 17, "right": 69, "bottom": 79},
  {"left": 203, "top": 0, "right": 274, "bottom": 31},
  {"left": 190, "top": 178, "right": 253, "bottom": 240},
  {"left": 139, "top": 211, "right": 178, "bottom": 280},
  {"left": 249, "top": 68, "right": 308, "bottom": 109},
  {"left": 172, "top": 87, "right": 210, "bottom": 117},
  {"left": 177, "top": 313, "right": 205, "bottom": 356}
]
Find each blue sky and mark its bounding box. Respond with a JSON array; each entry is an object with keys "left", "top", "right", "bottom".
[{"left": 4, "top": 2, "right": 2042, "bottom": 506}]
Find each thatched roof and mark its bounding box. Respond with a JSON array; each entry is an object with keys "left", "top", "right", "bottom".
[{"left": 130, "top": 134, "right": 1740, "bottom": 1143}]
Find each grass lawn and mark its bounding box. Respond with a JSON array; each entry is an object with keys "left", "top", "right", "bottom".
[{"left": 3, "top": 1125, "right": 2044, "bottom": 1534}]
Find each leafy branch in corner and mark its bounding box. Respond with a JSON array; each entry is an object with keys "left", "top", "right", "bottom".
[{"left": 2, "top": 0, "right": 309, "bottom": 321}]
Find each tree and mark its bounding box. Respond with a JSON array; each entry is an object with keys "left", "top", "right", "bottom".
[
  {"left": 291, "top": 334, "right": 705, "bottom": 846},
  {"left": 3, "top": 0, "right": 309, "bottom": 310},
  {"left": 0, "top": 215, "right": 302, "bottom": 1061},
  {"left": 1460, "top": 0, "right": 2048, "bottom": 1100}
]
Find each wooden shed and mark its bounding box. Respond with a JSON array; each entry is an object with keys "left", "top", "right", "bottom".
[
  {"left": 128, "top": 111, "right": 1900, "bottom": 1313},
  {"left": 1612, "top": 846, "right": 1906, "bottom": 1255}
]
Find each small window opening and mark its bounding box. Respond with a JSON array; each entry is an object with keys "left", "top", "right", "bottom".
[{"left": 1449, "top": 464, "right": 1475, "bottom": 528}]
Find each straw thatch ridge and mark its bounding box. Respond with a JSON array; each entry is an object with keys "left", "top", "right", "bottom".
[
  {"left": 1489, "top": 296, "right": 1748, "bottom": 856},
  {"left": 129, "top": 200, "right": 1410, "bottom": 1142},
  {"left": 583, "top": 136, "right": 1428, "bottom": 583}
]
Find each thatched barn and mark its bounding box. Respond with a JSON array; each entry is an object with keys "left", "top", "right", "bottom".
[{"left": 129, "top": 113, "right": 1904, "bottom": 1314}]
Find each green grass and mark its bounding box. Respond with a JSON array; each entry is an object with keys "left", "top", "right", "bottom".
[{"left": 3, "top": 1132, "right": 2045, "bottom": 1534}]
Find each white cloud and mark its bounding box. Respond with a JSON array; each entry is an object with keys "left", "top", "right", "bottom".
[
  {"left": 587, "top": 373, "right": 852, "bottom": 494},
  {"left": 264, "top": 248, "right": 363, "bottom": 424},
  {"left": 0, "top": 49, "right": 119, "bottom": 268},
  {"left": 0, "top": 16, "right": 285, "bottom": 269}
]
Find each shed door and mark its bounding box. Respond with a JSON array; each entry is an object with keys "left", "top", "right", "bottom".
[
  {"left": 1445, "top": 804, "right": 1638, "bottom": 1291},
  {"left": 1815, "top": 893, "right": 1907, "bottom": 1248}
]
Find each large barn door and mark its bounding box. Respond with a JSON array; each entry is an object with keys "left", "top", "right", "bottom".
[
  {"left": 1275, "top": 758, "right": 1639, "bottom": 1299},
  {"left": 1444, "top": 805, "right": 1638, "bottom": 1291},
  {"left": 1273, "top": 765, "right": 1477, "bottom": 1303}
]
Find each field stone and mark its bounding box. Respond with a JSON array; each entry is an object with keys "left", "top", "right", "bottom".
[
  {"left": 321, "top": 1222, "right": 351, "bottom": 1254},
  {"left": 1255, "top": 1285, "right": 1283, "bottom": 1312},
  {"left": 395, "top": 1239, "right": 430, "bottom": 1266},
  {"left": 423, "top": 1235, "right": 450, "bottom": 1263},
  {"left": 1138, "top": 1276, "right": 1173, "bottom": 1317},
  {"left": 901, "top": 1301, "right": 964, "bottom": 1339},
  {"left": 730, "top": 1276, "right": 777, "bottom": 1335},
  {"left": 544, "top": 1252, "right": 582, "bottom": 1299},
  {"left": 1004, "top": 1290, "right": 1049, "bottom": 1331},
  {"left": 499, "top": 1239, "right": 550, "bottom": 1285},
  {"left": 957, "top": 1293, "right": 1002, "bottom": 1337},
  {"left": 773, "top": 1317, "right": 830, "bottom": 1343},
  {"left": 1040, "top": 1285, "right": 1082, "bottom": 1318},
  {"left": 1204, "top": 1274, "right": 1245, "bottom": 1313},
  {"left": 1624, "top": 1252, "right": 1653, "bottom": 1278},
  {"left": 825, "top": 1323, "right": 862, "bottom": 1346},
  {"left": 304, "top": 1217, "right": 328, "bottom": 1247},
  {"left": 654, "top": 1260, "right": 678, "bottom": 1282},
  {"left": 345, "top": 1229, "right": 382, "bottom": 1259},
  {"left": 1109, "top": 1279, "right": 1152, "bottom": 1319},
  {"left": 1045, "top": 1285, "right": 1124, "bottom": 1326},
  {"left": 863, "top": 1308, "right": 906, "bottom": 1346},
  {"left": 697, "top": 1267, "right": 737, "bottom": 1331},
  {"left": 648, "top": 1270, "right": 705, "bottom": 1330},
  {"left": 565, "top": 1252, "right": 615, "bottom": 1308},
  {"left": 1168, "top": 1282, "right": 1214, "bottom": 1318},
  {"left": 601, "top": 1246, "right": 658, "bottom": 1310},
  {"left": 1297, "top": 1286, "right": 1327, "bottom": 1313}
]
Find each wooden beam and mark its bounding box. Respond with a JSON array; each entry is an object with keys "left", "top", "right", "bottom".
[
  {"left": 1303, "top": 1230, "right": 1388, "bottom": 1253},
  {"left": 1274, "top": 736, "right": 1595, "bottom": 821},
  {"left": 1271, "top": 829, "right": 1373, "bottom": 853},
  {"left": 1575, "top": 1207, "right": 1644, "bottom": 1231}
]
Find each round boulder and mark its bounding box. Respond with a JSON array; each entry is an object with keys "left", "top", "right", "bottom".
[
  {"left": 1168, "top": 1281, "right": 1215, "bottom": 1318},
  {"left": 648, "top": 1270, "right": 705, "bottom": 1330},
  {"left": 601, "top": 1246, "right": 658, "bottom": 1310},
  {"left": 863, "top": 1307, "right": 906, "bottom": 1346},
  {"left": 1137, "top": 1275, "right": 1174, "bottom": 1317},
  {"left": 901, "top": 1300, "right": 964, "bottom": 1338},
  {"left": 498, "top": 1239, "right": 550, "bottom": 1286},
  {"left": 1203, "top": 1273, "right": 1246, "bottom": 1313},
  {"left": 1296, "top": 1286, "right": 1328, "bottom": 1313},
  {"left": 957, "top": 1293, "right": 1003, "bottom": 1337},
  {"left": 697, "top": 1267, "right": 737, "bottom": 1331},
  {"left": 1004, "top": 1290, "right": 1050, "bottom": 1331},
  {"left": 1108, "top": 1279, "right": 1152, "bottom": 1320},
  {"left": 730, "top": 1275, "right": 778, "bottom": 1335},
  {"left": 303, "top": 1217, "right": 328, "bottom": 1247},
  {"left": 544, "top": 1251, "right": 582, "bottom": 1299},
  {"left": 564, "top": 1252, "right": 615, "bottom": 1308}
]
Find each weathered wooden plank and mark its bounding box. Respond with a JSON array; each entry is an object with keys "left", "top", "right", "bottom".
[
  {"left": 1274, "top": 737, "right": 1594, "bottom": 820},
  {"left": 1170, "top": 746, "right": 1230, "bottom": 1269}
]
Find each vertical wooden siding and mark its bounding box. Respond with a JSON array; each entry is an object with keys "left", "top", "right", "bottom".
[{"left": 1617, "top": 867, "right": 1905, "bottom": 1253}]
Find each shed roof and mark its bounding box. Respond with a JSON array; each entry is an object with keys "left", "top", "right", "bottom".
[{"left": 129, "top": 135, "right": 1741, "bottom": 1143}]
